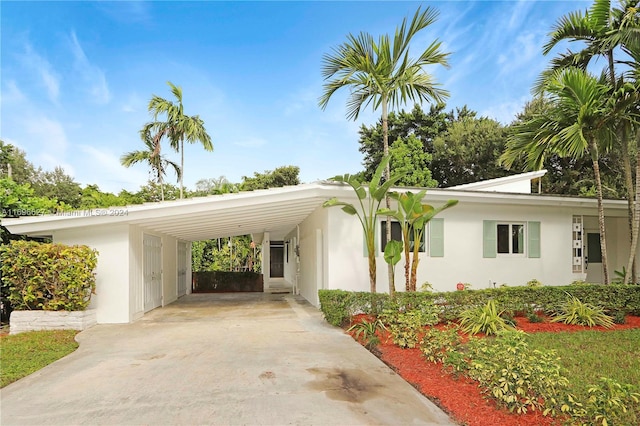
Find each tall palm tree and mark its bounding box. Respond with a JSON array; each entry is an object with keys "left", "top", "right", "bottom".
[
  {"left": 319, "top": 6, "right": 449, "bottom": 294},
  {"left": 502, "top": 68, "right": 617, "bottom": 284},
  {"left": 541, "top": 0, "right": 640, "bottom": 282},
  {"left": 148, "top": 81, "right": 213, "bottom": 199},
  {"left": 121, "top": 124, "right": 181, "bottom": 201}
]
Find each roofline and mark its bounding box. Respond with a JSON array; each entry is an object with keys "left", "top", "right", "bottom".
[
  {"left": 2, "top": 181, "right": 628, "bottom": 236},
  {"left": 448, "top": 169, "right": 547, "bottom": 190}
]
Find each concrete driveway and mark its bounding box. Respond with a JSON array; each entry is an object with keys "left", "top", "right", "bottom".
[{"left": 1, "top": 293, "right": 454, "bottom": 425}]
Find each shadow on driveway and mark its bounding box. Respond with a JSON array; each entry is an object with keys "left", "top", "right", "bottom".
[{"left": 1, "top": 293, "right": 454, "bottom": 425}]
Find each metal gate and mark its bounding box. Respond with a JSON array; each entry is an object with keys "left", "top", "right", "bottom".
[
  {"left": 177, "top": 242, "right": 187, "bottom": 297},
  {"left": 143, "top": 234, "right": 162, "bottom": 312}
]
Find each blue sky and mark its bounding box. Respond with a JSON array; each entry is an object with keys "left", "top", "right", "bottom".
[{"left": 1, "top": 0, "right": 589, "bottom": 194}]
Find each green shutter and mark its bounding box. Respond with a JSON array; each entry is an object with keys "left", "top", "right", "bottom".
[
  {"left": 528, "top": 221, "right": 541, "bottom": 258},
  {"left": 429, "top": 218, "right": 445, "bottom": 257},
  {"left": 483, "top": 220, "right": 497, "bottom": 258}
]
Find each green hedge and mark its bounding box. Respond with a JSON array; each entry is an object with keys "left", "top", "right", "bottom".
[
  {"left": 0, "top": 241, "right": 98, "bottom": 311},
  {"left": 318, "top": 285, "right": 640, "bottom": 326}
]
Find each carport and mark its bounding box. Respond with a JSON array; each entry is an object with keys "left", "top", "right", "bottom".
[{"left": 3, "top": 183, "right": 347, "bottom": 324}]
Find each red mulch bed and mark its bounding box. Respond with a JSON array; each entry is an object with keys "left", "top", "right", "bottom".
[{"left": 348, "top": 314, "right": 640, "bottom": 426}]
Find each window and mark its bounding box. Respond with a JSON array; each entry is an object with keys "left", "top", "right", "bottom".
[
  {"left": 380, "top": 221, "right": 425, "bottom": 252},
  {"left": 483, "top": 221, "right": 540, "bottom": 258},
  {"left": 497, "top": 223, "right": 524, "bottom": 254}
]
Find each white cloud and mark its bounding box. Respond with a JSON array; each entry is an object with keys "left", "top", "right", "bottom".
[
  {"left": 480, "top": 95, "right": 530, "bottom": 125},
  {"left": 19, "top": 44, "right": 60, "bottom": 103},
  {"left": 508, "top": 0, "right": 535, "bottom": 30},
  {"left": 233, "top": 137, "right": 268, "bottom": 148},
  {"left": 24, "top": 116, "right": 69, "bottom": 152},
  {"left": 69, "top": 31, "right": 111, "bottom": 104},
  {"left": 37, "top": 152, "right": 75, "bottom": 177},
  {"left": 121, "top": 92, "right": 144, "bottom": 113},
  {"left": 78, "top": 145, "right": 148, "bottom": 192},
  {"left": 497, "top": 32, "right": 543, "bottom": 75},
  {"left": 1, "top": 80, "right": 27, "bottom": 104}
]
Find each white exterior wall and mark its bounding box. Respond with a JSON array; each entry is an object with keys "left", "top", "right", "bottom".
[
  {"left": 322, "top": 201, "right": 632, "bottom": 294},
  {"left": 290, "top": 206, "right": 329, "bottom": 306},
  {"left": 129, "top": 225, "right": 144, "bottom": 321},
  {"left": 162, "top": 233, "right": 178, "bottom": 306},
  {"left": 53, "top": 225, "right": 131, "bottom": 324}
]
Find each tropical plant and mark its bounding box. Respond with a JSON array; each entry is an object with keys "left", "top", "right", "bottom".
[
  {"left": 380, "top": 190, "right": 457, "bottom": 291},
  {"left": 121, "top": 124, "right": 181, "bottom": 201},
  {"left": 383, "top": 239, "right": 403, "bottom": 293},
  {"left": 502, "top": 67, "right": 617, "bottom": 284},
  {"left": 147, "top": 81, "right": 213, "bottom": 199},
  {"left": 459, "top": 300, "right": 514, "bottom": 336},
  {"left": 541, "top": 0, "right": 640, "bottom": 284},
  {"left": 551, "top": 294, "right": 615, "bottom": 328},
  {"left": 348, "top": 318, "right": 386, "bottom": 349},
  {"left": 323, "top": 156, "right": 402, "bottom": 294},
  {"left": 319, "top": 6, "right": 450, "bottom": 294},
  {"left": 583, "top": 377, "right": 640, "bottom": 426},
  {"left": 381, "top": 308, "right": 439, "bottom": 349}
]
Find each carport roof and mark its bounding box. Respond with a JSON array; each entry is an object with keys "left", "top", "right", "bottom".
[
  {"left": 3, "top": 183, "right": 338, "bottom": 241},
  {"left": 3, "top": 178, "right": 629, "bottom": 242}
]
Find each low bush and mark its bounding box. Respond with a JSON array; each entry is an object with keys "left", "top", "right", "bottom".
[
  {"left": 580, "top": 377, "right": 640, "bottom": 426},
  {"left": 420, "top": 325, "right": 462, "bottom": 363},
  {"left": 317, "top": 284, "right": 640, "bottom": 325},
  {"left": 0, "top": 241, "right": 98, "bottom": 311},
  {"left": 551, "top": 294, "right": 614, "bottom": 328},
  {"left": 381, "top": 306, "right": 439, "bottom": 349},
  {"left": 348, "top": 319, "right": 385, "bottom": 349},
  {"left": 459, "top": 300, "right": 514, "bottom": 335}
]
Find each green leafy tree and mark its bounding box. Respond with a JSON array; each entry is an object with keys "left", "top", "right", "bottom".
[
  {"left": 121, "top": 124, "right": 181, "bottom": 201},
  {"left": 241, "top": 166, "right": 300, "bottom": 191},
  {"left": 31, "top": 167, "right": 83, "bottom": 209},
  {"left": 432, "top": 117, "right": 511, "bottom": 187},
  {"left": 0, "top": 141, "right": 37, "bottom": 184},
  {"left": 502, "top": 68, "right": 618, "bottom": 284},
  {"left": 389, "top": 135, "right": 437, "bottom": 187},
  {"left": 79, "top": 184, "right": 130, "bottom": 209},
  {"left": 193, "top": 176, "right": 239, "bottom": 196},
  {"left": 148, "top": 81, "right": 213, "bottom": 199},
  {"left": 323, "top": 156, "right": 403, "bottom": 294},
  {"left": 319, "top": 6, "right": 450, "bottom": 293}
]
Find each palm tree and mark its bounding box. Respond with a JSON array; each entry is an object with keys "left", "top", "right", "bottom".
[
  {"left": 502, "top": 68, "right": 617, "bottom": 284},
  {"left": 121, "top": 124, "right": 181, "bottom": 201},
  {"left": 148, "top": 81, "right": 213, "bottom": 199},
  {"left": 541, "top": 0, "right": 640, "bottom": 283},
  {"left": 319, "top": 6, "right": 449, "bottom": 294}
]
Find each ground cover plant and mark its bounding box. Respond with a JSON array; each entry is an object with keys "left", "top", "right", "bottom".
[
  {"left": 336, "top": 289, "right": 640, "bottom": 426},
  {"left": 0, "top": 330, "right": 79, "bottom": 387}
]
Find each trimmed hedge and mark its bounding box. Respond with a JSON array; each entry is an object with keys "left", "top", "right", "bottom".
[
  {"left": 318, "top": 284, "right": 640, "bottom": 327},
  {"left": 0, "top": 241, "right": 98, "bottom": 311}
]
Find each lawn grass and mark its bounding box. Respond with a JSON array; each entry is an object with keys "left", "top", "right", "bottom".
[
  {"left": 525, "top": 329, "right": 640, "bottom": 391},
  {"left": 526, "top": 329, "right": 640, "bottom": 424},
  {"left": 0, "top": 330, "right": 79, "bottom": 388}
]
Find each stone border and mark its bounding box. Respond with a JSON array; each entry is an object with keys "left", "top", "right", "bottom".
[{"left": 9, "top": 310, "right": 97, "bottom": 335}]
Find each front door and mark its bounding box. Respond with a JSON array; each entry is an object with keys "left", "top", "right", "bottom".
[
  {"left": 270, "top": 241, "right": 284, "bottom": 278},
  {"left": 585, "top": 231, "right": 603, "bottom": 283},
  {"left": 144, "top": 234, "right": 162, "bottom": 312}
]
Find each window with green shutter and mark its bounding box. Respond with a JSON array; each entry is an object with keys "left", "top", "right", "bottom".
[
  {"left": 429, "top": 218, "right": 444, "bottom": 257},
  {"left": 483, "top": 220, "right": 497, "bottom": 258}
]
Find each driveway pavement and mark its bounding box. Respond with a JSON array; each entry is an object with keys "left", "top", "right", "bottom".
[{"left": 1, "top": 293, "right": 454, "bottom": 425}]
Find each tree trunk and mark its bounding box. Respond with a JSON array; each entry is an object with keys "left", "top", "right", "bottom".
[
  {"left": 382, "top": 99, "right": 395, "bottom": 296},
  {"left": 621, "top": 128, "right": 636, "bottom": 283},
  {"left": 403, "top": 226, "right": 411, "bottom": 291},
  {"left": 179, "top": 138, "right": 185, "bottom": 199},
  {"left": 368, "top": 241, "right": 376, "bottom": 294},
  {"left": 591, "top": 141, "right": 610, "bottom": 285},
  {"left": 626, "top": 140, "right": 640, "bottom": 284},
  {"left": 159, "top": 174, "right": 165, "bottom": 201}
]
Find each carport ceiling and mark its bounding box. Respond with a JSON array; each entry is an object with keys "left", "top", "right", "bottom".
[{"left": 2, "top": 183, "right": 346, "bottom": 242}]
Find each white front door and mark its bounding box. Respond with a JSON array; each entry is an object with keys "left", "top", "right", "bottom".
[
  {"left": 177, "top": 242, "right": 187, "bottom": 297},
  {"left": 144, "top": 234, "right": 162, "bottom": 312},
  {"left": 585, "top": 230, "right": 603, "bottom": 283}
]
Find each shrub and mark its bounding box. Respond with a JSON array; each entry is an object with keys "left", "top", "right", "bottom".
[
  {"left": 459, "top": 300, "right": 514, "bottom": 335},
  {"left": 613, "top": 311, "right": 626, "bottom": 325},
  {"left": 420, "top": 325, "right": 462, "bottom": 363},
  {"left": 582, "top": 377, "right": 640, "bottom": 426},
  {"left": 526, "top": 278, "right": 543, "bottom": 287},
  {"left": 462, "top": 330, "right": 571, "bottom": 415},
  {"left": 551, "top": 295, "right": 614, "bottom": 328},
  {"left": 526, "top": 310, "right": 544, "bottom": 323},
  {"left": 381, "top": 307, "right": 439, "bottom": 349},
  {"left": 348, "top": 319, "right": 385, "bottom": 349},
  {"left": 0, "top": 241, "right": 98, "bottom": 311}
]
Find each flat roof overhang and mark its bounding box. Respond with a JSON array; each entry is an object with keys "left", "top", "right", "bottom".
[{"left": 2, "top": 182, "right": 630, "bottom": 242}]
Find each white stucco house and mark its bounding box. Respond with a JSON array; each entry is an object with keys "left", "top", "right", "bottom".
[{"left": 3, "top": 170, "right": 636, "bottom": 324}]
